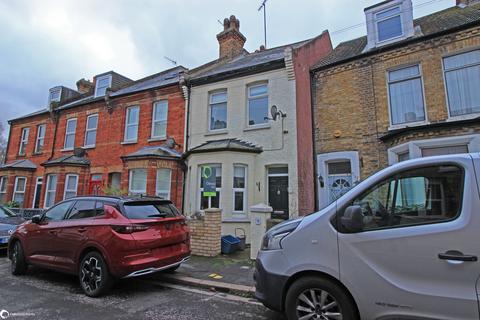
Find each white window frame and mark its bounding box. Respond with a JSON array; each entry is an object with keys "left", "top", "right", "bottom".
[
  {"left": 19, "top": 128, "right": 29, "bottom": 155},
  {"left": 247, "top": 83, "right": 269, "bottom": 127},
  {"left": 48, "top": 87, "right": 62, "bottom": 104},
  {"left": 124, "top": 106, "right": 140, "bottom": 143},
  {"left": 442, "top": 49, "right": 480, "bottom": 121},
  {"left": 155, "top": 168, "right": 172, "bottom": 199},
  {"left": 44, "top": 174, "right": 58, "bottom": 208},
  {"left": 198, "top": 164, "right": 222, "bottom": 211},
  {"left": 84, "top": 114, "right": 98, "bottom": 148},
  {"left": 63, "top": 174, "right": 79, "bottom": 200},
  {"left": 208, "top": 90, "right": 228, "bottom": 132},
  {"left": 232, "top": 165, "right": 247, "bottom": 214},
  {"left": 128, "top": 169, "right": 147, "bottom": 195},
  {"left": 63, "top": 118, "right": 77, "bottom": 150},
  {"left": 12, "top": 176, "right": 27, "bottom": 205},
  {"left": 386, "top": 64, "right": 428, "bottom": 129},
  {"left": 94, "top": 74, "right": 112, "bottom": 98},
  {"left": 0, "top": 176, "right": 7, "bottom": 204},
  {"left": 375, "top": 5, "right": 404, "bottom": 44},
  {"left": 35, "top": 124, "right": 46, "bottom": 154},
  {"left": 388, "top": 134, "right": 480, "bottom": 165},
  {"left": 31, "top": 177, "right": 43, "bottom": 208},
  {"left": 151, "top": 100, "right": 169, "bottom": 139}
]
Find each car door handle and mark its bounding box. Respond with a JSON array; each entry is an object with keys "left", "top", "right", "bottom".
[
  {"left": 77, "top": 228, "right": 87, "bottom": 233},
  {"left": 48, "top": 230, "right": 58, "bottom": 235},
  {"left": 438, "top": 250, "right": 478, "bottom": 262}
]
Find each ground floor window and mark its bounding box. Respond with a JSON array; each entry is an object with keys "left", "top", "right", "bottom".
[
  {"left": 64, "top": 174, "right": 79, "bottom": 200},
  {"left": 108, "top": 172, "right": 121, "bottom": 189},
  {"left": 0, "top": 176, "right": 7, "bottom": 204},
  {"left": 156, "top": 169, "right": 171, "bottom": 199},
  {"left": 268, "top": 167, "right": 289, "bottom": 219},
  {"left": 13, "top": 177, "right": 27, "bottom": 206},
  {"left": 45, "top": 174, "right": 58, "bottom": 208},
  {"left": 199, "top": 164, "right": 221, "bottom": 210},
  {"left": 233, "top": 165, "right": 246, "bottom": 213},
  {"left": 129, "top": 169, "right": 147, "bottom": 195}
]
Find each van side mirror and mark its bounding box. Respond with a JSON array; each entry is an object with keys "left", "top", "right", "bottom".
[
  {"left": 341, "top": 205, "right": 364, "bottom": 233},
  {"left": 31, "top": 215, "right": 42, "bottom": 224}
]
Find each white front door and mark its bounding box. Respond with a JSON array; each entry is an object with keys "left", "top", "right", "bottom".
[{"left": 317, "top": 151, "right": 360, "bottom": 209}]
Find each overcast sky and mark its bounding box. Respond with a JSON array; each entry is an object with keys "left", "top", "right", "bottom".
[{"left": 0, "top": 0, "right": 454, "bottom": 137}]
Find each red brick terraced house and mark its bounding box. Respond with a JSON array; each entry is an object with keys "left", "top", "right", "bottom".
[{"left": 0, "top": 66, "right": 187, "bottom": 210}]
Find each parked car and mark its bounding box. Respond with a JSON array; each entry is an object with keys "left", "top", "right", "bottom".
[
  {"left": 0, "top": 206, "right": 24, "bottom": 250},
  {"left": 255, "top": 153, "right": 480, "bottom": 320},
  {"left": 8, "top": 196, "right": 190, "bottom": 297}
]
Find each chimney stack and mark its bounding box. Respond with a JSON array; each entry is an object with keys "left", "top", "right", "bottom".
[
  {"left": 76, "top": 78, "right": 94, "bottom": 94},
  {"left": 457, "top": 0, "right": 480, "bottom": 6},
  {"left": 216, "top": 15, "right": 246, "bottom": 59}
]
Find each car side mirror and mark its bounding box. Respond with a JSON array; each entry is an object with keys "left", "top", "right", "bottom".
[
  {"left": 341, "top": 205, "right": 364, "bottom": 233},
  {"left": 31, "top": 215, "right": 42, "bottom": 224}
]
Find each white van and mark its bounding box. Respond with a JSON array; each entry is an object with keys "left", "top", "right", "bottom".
[{"left": 255, "top": 153, "right": 480, "bottom": 320}]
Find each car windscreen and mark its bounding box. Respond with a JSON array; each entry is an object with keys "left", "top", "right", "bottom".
[
  {"left": 0, "top": 206, "right": 16, "bottom": 218},
  {"left": 123, "top": 202, "right": 181, "bottom": 219}
]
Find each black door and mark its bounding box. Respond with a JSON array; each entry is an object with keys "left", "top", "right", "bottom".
[
  {"left": 33, "top": 181, "right": 42, "bottom": 208},
  {"left": 268, "top": 176, "right": 289, "bottom": 219}
]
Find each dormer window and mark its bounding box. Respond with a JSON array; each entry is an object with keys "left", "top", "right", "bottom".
[
  {"left": 365, "top": 0, "right": 414, "bottom": 50},
  {"left": 376, "top": 6, "right": 403, "bottom": 42},
  {"left": 48, "top": 87, "right": 62, "bottom": 104},
  {"left": 94, "top": 74, "right": 112, "bottom": 97}
]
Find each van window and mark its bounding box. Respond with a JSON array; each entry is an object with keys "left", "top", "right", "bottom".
[
  {"left": 338, "top": 165, "right": 463, "bottom": 232},
  {"left": 123, "top": 202, "right": 180, "bottom": 219}
]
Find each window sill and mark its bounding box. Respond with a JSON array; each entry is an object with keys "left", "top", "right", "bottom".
[
  {"left": 148, "top": 137, "right": 167, "bottom": 142},
  {"left": 121, "top": 140, "right": 137, "bottom": 145},
  {"left": 205, "top": 130, "right": 228, "bottom": 137},
  {"left": 82, "top": 145, "right": 95, "bottom": 150},
  {"left": 388, "top": 121, "right": 429, "bottom": 131},
  {"left": 243, "top": 124, "right": 271, "bottom": 132},
  {"left": 32, "top": 152, "right": 44, "bottom": 156},
  {"left": 447, "top": 113, "right": 480, "bottom": 122},
  {"left": 60, "top": 148, "right": 74, "bottom": 152}
]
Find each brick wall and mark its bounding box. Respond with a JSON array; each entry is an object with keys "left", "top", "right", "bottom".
[
  {"left": 188, "top": 208, "right": 222, "bottom": 257},
  {"left": 312, "top": 26, "right": 480, "bottom": 180}
]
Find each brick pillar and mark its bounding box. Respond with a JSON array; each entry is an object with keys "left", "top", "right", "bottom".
[{"left": 188, "top": 208, "right": 222, "bottom": 257}]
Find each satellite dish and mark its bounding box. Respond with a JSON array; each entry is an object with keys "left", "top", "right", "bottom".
[{"left": 270, "top": 105, "right": 278, "bottom": 121}]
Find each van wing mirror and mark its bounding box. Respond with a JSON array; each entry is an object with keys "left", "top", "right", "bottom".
[
  {"left": 341, "top": 205, "right": 364, "bottom": 233},
  {"left": 31, "top": 215, "right": 42, "bottom": 224}
]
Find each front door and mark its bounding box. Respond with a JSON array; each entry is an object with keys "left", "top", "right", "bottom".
[
  {"left": 268, "top": 167, "right": 289, "bottom": 219},
  {"left": 317, "top": 151, "right": 360, "bottom": 210},
  {"left": 337, "top": 161, "right": 480, "bottom": 319},
  {"left": 32, "top": 177, "right": 43, "bottom": 209}
]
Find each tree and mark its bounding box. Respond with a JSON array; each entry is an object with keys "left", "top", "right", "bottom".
[{"left": 0, "top": 122, "right": 7, "bottom": 164}]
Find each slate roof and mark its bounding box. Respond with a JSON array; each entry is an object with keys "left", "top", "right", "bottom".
[
  {"left": 42, "top": 155, "right": 91, "bottom": 167},
  {"left": 313, "top": 3, "right": 480, "bottom": 70},
  {"left": 122, "top": 146, "right": 182, "bottom": 159},
  {"left": 186, "top": 138, "right": 263, "bottom": 155},
  {"left": 190, "top": 40, "right": 307, "bottom": 84},
  {"left": 0, "top": 159, "right": 37, "bottom": 170}
]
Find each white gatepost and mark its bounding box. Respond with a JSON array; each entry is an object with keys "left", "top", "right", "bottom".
[{"left": 250, "top": 203, "right": 273, "bottom": 260}]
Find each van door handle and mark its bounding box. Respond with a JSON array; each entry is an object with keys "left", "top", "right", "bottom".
[{"left": 438, "top": 250, "right": 478, "bottom": 262}]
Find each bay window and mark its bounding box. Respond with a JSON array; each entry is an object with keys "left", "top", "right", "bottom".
[
  {"left": 156, "top": 169, "right": 171, "bottom": 199},
  {"left": 13, "top": 177, "right": 27, "bottom": 206},
  {"left": 45, "top": 174, "right": 57, "bottom": 208},
  {"left": 233, "top": 165, "right": 246, "bottom": 214},
  {"left": 0, "top": 176, "right": 7, "bottom": 204},
  {"left": 129, "top": 169, "right": 147, "bottom": 195},
  {"left": 64, "top": 174, "right": 79, "bottom": 200},
  {"left": 199, "top": 165, "right": 222, "bottom": 210}
]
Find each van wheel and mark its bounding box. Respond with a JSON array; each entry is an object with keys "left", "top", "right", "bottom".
[
  {"left": 79, "top": 251, "right": 113, "bottom": 297},
  {"left": 285, "top": 276, "right": 358, "bottom": 320},
  {"left": 10, "top": 241, "right": 28, "bottom": 275}
]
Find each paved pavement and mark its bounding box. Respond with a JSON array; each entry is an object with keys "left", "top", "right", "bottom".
[{"left": 0, "top": 253, "right": 284, "bottom": 320}]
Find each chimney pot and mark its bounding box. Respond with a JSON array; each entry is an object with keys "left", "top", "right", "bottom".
[
  {"left": 216, "top": 15, "right": 246, "bottom": 59},
  {"left": 76, "top": 78, "right": 94, "bottom": 94}
]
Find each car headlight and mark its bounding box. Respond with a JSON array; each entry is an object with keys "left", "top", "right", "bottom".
[{"left": 261, "top": 219, "right": 301, "bottom": 251}]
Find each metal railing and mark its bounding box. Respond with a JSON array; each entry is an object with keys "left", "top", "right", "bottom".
[{"left": 8, "top": 208, "right": 45, "bottom": 219}]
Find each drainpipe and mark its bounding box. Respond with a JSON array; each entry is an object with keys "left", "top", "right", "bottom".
[
  {"left": 3, "top": 121, "right": 12, "bottom": 164},
  {"left": 48, "top": 110, "right": 60, "bottom": 161},
  {"left": 309, "top": 70, "right": 319, "bottom": 212},
  {"left": 180, "top": 78, "right": 191, "bottom": 214}
]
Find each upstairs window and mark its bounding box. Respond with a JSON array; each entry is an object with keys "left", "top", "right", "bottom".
[
  {"left": 151, "top": 100, "right": 168, "bottom": 139},
  {"left": 248, "top": 84, "right": 269, "bottom": 126},
  {"left": 94, "top": 74, "right": 112, "bottom": 97},
  {"left": 19, "top": 128, "right": 29, "bottom": 155},
  {"left": 376, "top": 6, "right": 403, "bottom": 42},
  {"left": 64, "top": 118, "right": 77, "bottom": 150},
  {"left": 84, "top": 114, "right": 98, "bottom": 148},
  {"left": 124, "top": 106, "right": 139, "bottom": 142},
  {"left": 48, "top": 87, "right": 62, "bottom": 104},
  {"left": 443, "top": 50, "right": 480, "bottom": 118},
  {"left": 388, "top": 65, "right": 426, "bottom": 125},
  {"left": 35, "top": 124, "right": 46, "bottom": 154},
  {"left": 209, "top": 91, "right": 227, "bottom": 131}
]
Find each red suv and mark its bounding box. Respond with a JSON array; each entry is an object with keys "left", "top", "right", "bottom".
[{"left": 8, "top": 196, "right": 190, "bottom": 297}]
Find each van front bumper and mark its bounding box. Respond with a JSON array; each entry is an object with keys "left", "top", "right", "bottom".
[{"left": 254, "top": 256, "right": 288, "bottom": 312}]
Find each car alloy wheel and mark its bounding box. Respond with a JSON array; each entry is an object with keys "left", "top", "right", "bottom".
[
  {"left": 81, "top": 257, "right": 103, "bottom": 293},
  {"left": 296, "top": 288, "right": 343, "bottom": 320},
  {"left": 11, "top": 243, "right": 18, "bottom": 269}
]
